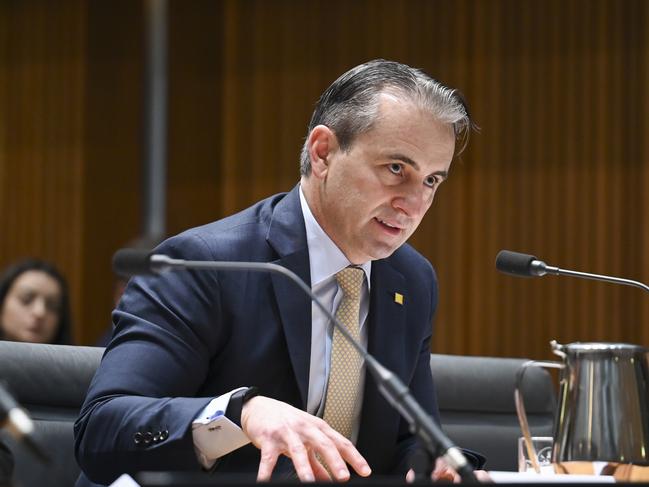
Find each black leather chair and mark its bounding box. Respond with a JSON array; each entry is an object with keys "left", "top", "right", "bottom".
[
  {"left": 0, "top": 342, "right": 103, "bottom": 487},
  {"left": 431, "top": 354, "right": 556, "bottom": 471},
  {"left": 0, "top": 342, "right": 555, "bottom": 486}
]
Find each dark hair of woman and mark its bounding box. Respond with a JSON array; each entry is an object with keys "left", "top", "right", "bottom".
[{"left": 0, "top": 259, "right": 73, "bottom": 344}]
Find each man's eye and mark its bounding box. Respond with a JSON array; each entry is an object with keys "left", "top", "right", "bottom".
[
  {"left": 388, "top": 163, "right": 402, "bottom": 175},
  {"left": 424, "top": 176, "right": 438, "bottom": 188}
]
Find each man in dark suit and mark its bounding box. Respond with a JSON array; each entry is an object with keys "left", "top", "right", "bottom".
[{"left": 74, "top": 59, "right": 477, "bottom": 486}]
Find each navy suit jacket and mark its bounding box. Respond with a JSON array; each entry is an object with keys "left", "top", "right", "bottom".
[{"left": 74, "top": 186, "right": 440, "bottom": 486}]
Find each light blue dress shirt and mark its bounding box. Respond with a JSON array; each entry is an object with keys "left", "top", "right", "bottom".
[{"left": 299, "top": 186, "right": 371, "bottom": 441}]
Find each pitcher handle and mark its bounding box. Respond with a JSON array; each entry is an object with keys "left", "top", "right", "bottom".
[{"left": 514, "top": 360, "right": 563, "bottom": 473}]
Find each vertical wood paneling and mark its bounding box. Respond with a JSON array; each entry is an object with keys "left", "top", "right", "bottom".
[
  {"left": 1, "top": 0, "right": 647, "bottom": 355},
  {"left": 642, "top": 2, "right": 649, "bottom": 347},
  {"left": 0, "top": 0, "right": 86, "bottom": 341},
  {"left": 80, "top": 1, "right": 143, "bottom": 344},
  {"left": 166, "top": 0, "right": 222, "bottom": 234}
]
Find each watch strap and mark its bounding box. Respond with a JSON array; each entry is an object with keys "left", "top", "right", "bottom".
[{"left": 225, "top": 387, "right": 259, "bottom": 427}]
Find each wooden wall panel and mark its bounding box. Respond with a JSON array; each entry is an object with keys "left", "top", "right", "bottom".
[
  {"left": 80, "top": 1, "right": 143, "bottom": 344},
  {"left": 641, "top": 1, "right": 649, "bottom": 348},
  {"left": 0, "top": 0, "right": 86, "bottom": 340},
  {"left": 1, "top": 0, "right": 647, "bottom": 357},
  {"left": 166, "top": 0, "right": 223, "bottom": 235}
]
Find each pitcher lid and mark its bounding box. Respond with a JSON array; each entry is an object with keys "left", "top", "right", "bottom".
[{"left": 562, "top": 342, "right": 648, "bottom": 352}]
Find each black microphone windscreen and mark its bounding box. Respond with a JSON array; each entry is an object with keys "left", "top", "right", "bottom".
[
  {"left": 495, "top": 250, "right": 538, "bottom": 277},
  {"left": 112, "top": 248, "right": 154, "bottom": 277}
]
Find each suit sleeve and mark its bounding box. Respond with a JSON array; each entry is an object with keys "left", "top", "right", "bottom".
[
  {"left": 390, "top": 263, "right": 440, "bottom": 474},
  {"left": 74, "top": 233, "right": 230, "bottom": 485}
]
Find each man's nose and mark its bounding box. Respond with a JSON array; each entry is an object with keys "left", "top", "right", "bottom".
[{"left": 392, "top": 186, "right": 428, "bottom": 218}]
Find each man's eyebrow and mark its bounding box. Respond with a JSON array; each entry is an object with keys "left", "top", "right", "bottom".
[
  {"left": 432, "top": 169, "right": 449, "bottom": 181},
  {"left": 388, "top": 153, "right": 449, "bottom": 181}
]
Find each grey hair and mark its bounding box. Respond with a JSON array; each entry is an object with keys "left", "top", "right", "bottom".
[{"left": 299, "top": 59, "right": 476, "bottom": 176}]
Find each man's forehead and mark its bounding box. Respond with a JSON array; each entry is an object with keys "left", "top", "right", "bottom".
[{"left": 371, "top": 97, "right": 455, "bottom": 158}]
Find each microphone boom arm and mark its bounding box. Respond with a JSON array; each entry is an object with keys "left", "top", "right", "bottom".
[{"left": 530, "top": 259, "right": 649, "bottom": 293}]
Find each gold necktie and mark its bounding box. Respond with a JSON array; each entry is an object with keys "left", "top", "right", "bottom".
[{"left": 322, "top": 266, "right": 365, "bottom": 440}]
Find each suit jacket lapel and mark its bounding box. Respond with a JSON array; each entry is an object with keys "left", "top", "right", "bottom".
[
  {"left": 357, "top": 259, "right": 407, "bottom": 461},
  {"left": 266, "top": 186, "right": 312, "bottom": 409}
]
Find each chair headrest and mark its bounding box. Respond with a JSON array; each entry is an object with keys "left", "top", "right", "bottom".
[
  {"left": 0, "top": 342, "right": 104, "bottom": 408},
  {"left": 430, "top": 354, "right": 556, "bottom": 414}
]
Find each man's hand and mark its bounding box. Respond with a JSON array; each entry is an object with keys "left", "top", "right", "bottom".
[{"left": 241, "top": 396, "right": 372, "bottom": 482}]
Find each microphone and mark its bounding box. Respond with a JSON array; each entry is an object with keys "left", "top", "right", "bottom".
[
  {"left": 113, "top": 248, "right": 155, "bottom": 276},
  {"left": 496, "top": 250, "right": 649, "bottom": 293},
  {"left": 0, "top": 383, "right": 49, "bottom": 463},
  {"left": 113, "top": 248, "right": 477, "bottom": 482}
]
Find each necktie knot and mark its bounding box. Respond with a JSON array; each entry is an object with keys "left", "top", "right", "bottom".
[{"left": 335, "top": 267, "right": 365, "bottom": 300}]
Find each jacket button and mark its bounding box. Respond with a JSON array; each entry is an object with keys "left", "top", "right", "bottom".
[
  {"left": 133, "top": 432, "right": 143, "bottom": 445},
  {"left": 143, "top": 431, "right": 153, "bottom": 444}
]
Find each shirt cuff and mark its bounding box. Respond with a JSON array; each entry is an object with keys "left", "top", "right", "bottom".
[{"left": 192, "top": 387, "right": 251, "bottom": 469}]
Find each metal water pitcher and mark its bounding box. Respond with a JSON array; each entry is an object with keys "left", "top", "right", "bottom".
[{"left": 515, "top": 340, "right": 649, "bottom": 479}]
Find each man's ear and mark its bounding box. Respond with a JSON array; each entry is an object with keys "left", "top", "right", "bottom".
[{"left": 307, "top": 125, "right": 338, "bottom": 179}]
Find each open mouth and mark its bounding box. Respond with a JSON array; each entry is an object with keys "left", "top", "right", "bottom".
[{"left": 374, "top": 217, "right": 402, "bottom": 235}]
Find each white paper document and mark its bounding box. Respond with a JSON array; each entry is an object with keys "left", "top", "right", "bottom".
[{"left": 489, "top": 471, "right": 615, "bottom": 483}]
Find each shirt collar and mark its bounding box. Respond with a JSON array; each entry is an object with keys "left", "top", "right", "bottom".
[{"left": 299, "top": 185, "right": 372, "bottom": 288}]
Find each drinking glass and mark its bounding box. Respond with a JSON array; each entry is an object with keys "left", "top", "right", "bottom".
[{"left": 518, "top": 436, "right": 554, "bottom": 473}]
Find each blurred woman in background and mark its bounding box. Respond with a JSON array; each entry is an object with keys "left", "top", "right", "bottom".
[{"left": 0, "top": 259, "right": 73, "bottom": 344}]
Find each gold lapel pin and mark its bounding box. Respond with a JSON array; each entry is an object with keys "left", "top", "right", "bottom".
[{"left": 394, "top": 293, "right": 404, "bottom": 305}]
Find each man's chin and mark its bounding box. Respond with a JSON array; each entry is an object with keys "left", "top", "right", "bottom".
[
  {"left": 364, "top": 243, "right": 403, "bottom": 262},
  {"left": 345, "top": 237, "right": 405, "bottom": 263}
]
